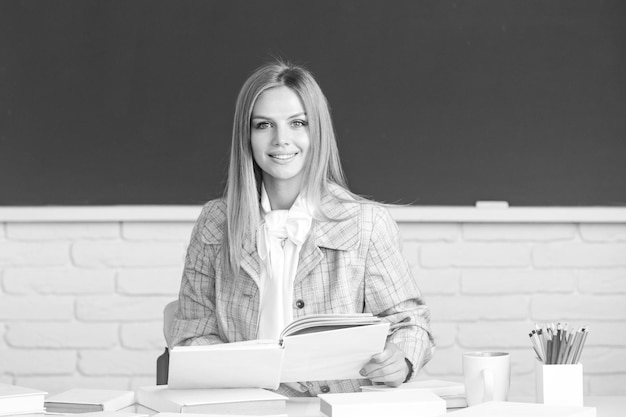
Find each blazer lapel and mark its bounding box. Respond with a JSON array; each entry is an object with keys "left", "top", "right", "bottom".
[
  {"left": 295, "top": 226, "right": 324, "bottom": 284},
  {"left": 295, "top": 191, "right": 360, "bottom": 285},
  {"left": 239, "top": 229, "right": 262, "bottom": 287}
]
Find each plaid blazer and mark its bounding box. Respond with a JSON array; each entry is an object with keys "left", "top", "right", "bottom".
[{"left": 171, "top": 186, "right": 434, "bottom": 397}]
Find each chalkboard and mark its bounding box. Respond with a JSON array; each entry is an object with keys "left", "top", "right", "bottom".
[{"left": 1, "top": 0, "right": 625, "bottom": 206}]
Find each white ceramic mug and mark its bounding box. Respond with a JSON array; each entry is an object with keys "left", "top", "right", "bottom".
[{"left": 462, "top": 351, "right": 510, "bottom": 406}]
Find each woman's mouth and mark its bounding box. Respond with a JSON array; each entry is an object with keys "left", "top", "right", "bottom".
[{"left": 269, "top": 153, "right": 297, "bottom": 160}]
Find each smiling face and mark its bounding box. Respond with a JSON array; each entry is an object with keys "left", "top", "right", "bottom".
[{"left": 250, "top": 86, "right": 310, "bottom": 199}]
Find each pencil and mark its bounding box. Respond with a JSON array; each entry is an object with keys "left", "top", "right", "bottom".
[
  {"left": 530, "top": 323, "right": 589, "bottom": 365},
  {"left": 572, "top": 326, "right": 589, "bottom": 364}
]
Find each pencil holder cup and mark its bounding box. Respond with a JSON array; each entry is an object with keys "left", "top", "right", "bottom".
[{"left": 535, "top": 359, "right": 583, "bottom": 406}]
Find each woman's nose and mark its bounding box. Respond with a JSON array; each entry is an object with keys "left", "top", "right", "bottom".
[{"left": 273, "top": 125, "right": 290, "bottom": 145}]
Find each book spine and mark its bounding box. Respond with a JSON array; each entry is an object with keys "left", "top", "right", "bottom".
[{"left": 319, "top": 399, "right": 332, "bottom": 417}]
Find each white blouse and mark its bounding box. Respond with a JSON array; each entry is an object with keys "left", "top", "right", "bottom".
[{"left": 256, "top": 186, "right": 312, "bottom": 340}]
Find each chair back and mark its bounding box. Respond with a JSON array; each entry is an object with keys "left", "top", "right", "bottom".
[{"left": 163, "top": 300, "right": 179, "bottom": 348}]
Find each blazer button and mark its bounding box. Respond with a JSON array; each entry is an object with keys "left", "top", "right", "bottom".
[
  {"left": 320, "top": 385, "right": 330, "bottom": 393},
  {"left": 295, "top": 299, "right": 305, "bottom": 309}
]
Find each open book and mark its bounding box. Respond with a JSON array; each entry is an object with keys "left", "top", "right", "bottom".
[{"left": 168, "top": 314, "right": 390, "bottom": 389}]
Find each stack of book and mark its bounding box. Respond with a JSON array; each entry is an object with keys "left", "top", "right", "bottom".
[
  {"left": 318, "top": 389, "right": 446, "bottom": 417},
  {"left": 0, "top": 383, "right": 46, "bottom": 416},
  {"left": 445, "top": 401, "right": 596, "bottom": 417},
  {"left": 58, "top": 412, "right": 148, "bottom": 417},
  {"left": 44, "top": 389, "right": 135, "bottom": 413},
  {"left": 361, "top": 379, "right": 467, "bottom": 409},
  {"left": 136, "top": 385, "right": 287, "bottom": 416}
]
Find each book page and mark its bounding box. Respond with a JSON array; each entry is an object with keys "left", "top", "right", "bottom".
[
  {"left": 176, "top": 340, "right": 277, "bottom": 350},
  {"left": 280, "top": 322, "right": 389, "bottom": 382},
  {"left": 280, "top": 313, "right": 379, "bottom": 339},
  {"left": 168, "top": 344, "right": 284, "bottom": 389}
]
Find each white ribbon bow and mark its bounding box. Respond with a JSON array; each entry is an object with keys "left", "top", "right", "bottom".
[{"left": 257, "top": 188, "right": 312, "bottom": 260}]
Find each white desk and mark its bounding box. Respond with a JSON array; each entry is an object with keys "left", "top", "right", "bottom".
[
  {"left": 22, "top": 396, "right": 625, "bottom": 416},
  {"left": 584, "top": 396, "right": 626, "bottom": 417},
  {"left": 286, "top": 396, "right": 626, "bottom": 417}
]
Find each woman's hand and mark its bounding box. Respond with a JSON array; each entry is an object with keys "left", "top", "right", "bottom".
[{"left": 359, "top": 342, "right": 409, "bottom": 387}]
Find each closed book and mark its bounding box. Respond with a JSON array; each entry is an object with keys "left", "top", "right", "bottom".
[
  {"left": 445, "top": 401, "right": 596, "bottom": 417},
  {"left": 441, "top": 395, "right": 468, "bottom": 409},
  {"left": 0, "top": 384, "right": 46, "bottom": 416},
  {"left": 136, "top": 385, "right": 287, "bottom": 416},
  {"left": 70, "top": 411, "right": 148, "bottom": 417},
  {"left": 135, "top": 404, "right": 158, "bottom": 415},
  {"left": 361, "top": 378, "right": 467, "bottom": 409},
  {"left": 319, "top": 389, "right": 446, "bottom": 417},
  {"left": 151, "top": 413, "right": 289, "bottom": 417},
  {"left": 44, "top": 389, "right": 135, "bottom": 413},
  {"left": 402, "top": 379, "right": 465, "bottom": 397}
]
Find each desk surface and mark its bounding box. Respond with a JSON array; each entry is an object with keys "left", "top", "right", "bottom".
[
  {"left": 286, "top": 396, "right": 626, "bottom": 417},
  {"left": 21, "top": 396, "right": 626, "bottom": 417}
]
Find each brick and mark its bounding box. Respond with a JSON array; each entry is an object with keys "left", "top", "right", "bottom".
[
  {"left": 401, "top": 241, "right": 419, "bottom": 269},
  {"left": 421, "top": 243, "right": 531, "bottom": 268},
  {"left": 510, "top": 372, "right": 537, "bottom": 402},
  {"left": 580, "top": 347, "right": 626, "bottom": 373},
  {"left": 429, "top": 322, "right": 457, "bottom": 348},
  {"left": 512, "top": 350, "right": 538, "bottom": 375},
  {"left": 420, "top": 347, "right": 464, "bottom": 375},
  {"left": 461, "top": 270, "right": 577, "bottom": 294},
  {"left": 6, "top": 222, "right": 120, "bottom": 240},
  {"left": 578, "top": 269, "right": 626, "bottom": 294},
  {"left": 428, "top": 295, "right": 529, "bottom": 322},
  {"left": 463, "top": 223, "right": 576, "bottom": 241},
  {"left": 0, "top": 348, "right": 76, "bottom": 374},
  {"left": 117, "top": 268, "right": 181, "bottom": 295},
  {"left": 72, "top": 241, "right": 186, "bottom": 267},
  {"left": 416, "top": 270, "right": 460, "bottom": 295},
  {"left": 79, "top": 349, "right": 161, "bottom": 376},
  {"left": 580, "top": 224, "right": 626, "bottom": 242},
  {"left": 398, "top": 223, "right": 460, "bottom": 241},
  {"left": 0, "top": 242, "right": 70, "bottom": 266},
  {"left": 531, "top": 295, "right": 626, "bottom": 320},
  {"left": 130, "top": 376, "right": 158, "bottom": 392},
  {"left": 121, "top": 322, "right": 165, "bottom": 349},
  {"left": 533, "top": 243, "right": 626, "bottom": 267},
  {"left": 16, "top": 376, "right": 131, "bottom": 396},
  {"left": 6, "top": 323, "right": 118, "bottom": 348},
  {"left": 0, "top": 295, "right": 74, "bottom": 320},
  {"left": 457, "top": 322, "right": 535, "bottom": 349},
  {"left": 76, "top": 296, "right": 173, "bottom": 321},
  {"left": 122, "top": 222, "right": 194, "bottom": 241},
  {"left": 578, "top": 322, "right": 626, "bottom": 346},
  {"left": 3, "top": 268, "right": 114, "bottom": 294},
  {"left": 588, "top": 374, "right": 626, "bottom": 396}
]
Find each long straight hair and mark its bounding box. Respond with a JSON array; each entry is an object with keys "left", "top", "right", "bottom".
[{"left": 223, "top": 60, "right": 358, "bottom": 277}]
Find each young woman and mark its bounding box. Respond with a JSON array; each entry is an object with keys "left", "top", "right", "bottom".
[{"left": 170, "top": 60, "right": 434, "bottom": 397}]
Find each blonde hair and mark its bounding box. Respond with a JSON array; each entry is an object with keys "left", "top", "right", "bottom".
[{"left": 223, "top": 60, "right": 359, "bottom": 276}]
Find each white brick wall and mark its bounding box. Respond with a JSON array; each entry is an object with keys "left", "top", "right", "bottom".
[{"left": 1, "top": 213, "right": 625, "bottom": 399}]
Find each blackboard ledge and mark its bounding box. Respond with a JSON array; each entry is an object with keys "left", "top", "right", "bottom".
[{"left": 1, "top": 206, "right": 626, "bottom": 223}]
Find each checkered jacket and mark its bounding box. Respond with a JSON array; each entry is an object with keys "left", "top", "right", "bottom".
[{"left": 171, "top": 186, "right": 434, "bottom": 397}]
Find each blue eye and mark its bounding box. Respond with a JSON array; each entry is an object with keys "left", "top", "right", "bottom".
[
  {"left": 292, "top": 120, "right": 308, "bottom": 128},
  {"left": 254, "top": 121, "right": 272, "bottom": 129}
]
